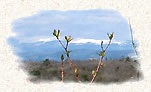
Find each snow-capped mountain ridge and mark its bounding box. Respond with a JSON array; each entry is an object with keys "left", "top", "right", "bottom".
[{"left": 8, "top": 38, "right": 136, "bottom": 61}]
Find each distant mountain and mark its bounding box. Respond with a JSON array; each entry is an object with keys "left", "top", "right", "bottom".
[{"left": 8, "top": 39, "right": 136, "bottom": 61}]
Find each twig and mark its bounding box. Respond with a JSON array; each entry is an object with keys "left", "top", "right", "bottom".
[
  {"left": 128, "top": 18, "right": 138, "bottom": 55},
  {"left": 91, "top": 32, "right": 114, "bottom": 83},
  {"left": 61, "top": 59, "right": 64, "bottom": 82},
  {"left": 67, "top": 56, "right": 80, "bottom": 81},
  {"left": 101, "top": 41, "right": 104, "bottom": 51},
  {"left": 58, "top": 39, "right": 80, "bottom": 82},
  {"left": 53, "top": 30, "right": 80, "bottom": 82},
  {"left": 104, "top": 40, "right": 112, "bottom": 51},
  {"left": 58, "top": 38, "right": 66, "bottom": 50},
  {"left": 128, "top": 19, "right": 140, "bottom": 80},
  {"left": 91, "top": 56, "right": 103, "bottom": 83},
  {"left": 57, "top": 38, "right": 75, "bottom": 72}
]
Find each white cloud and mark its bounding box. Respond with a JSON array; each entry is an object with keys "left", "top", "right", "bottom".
[
  {"left": 71, "top": 38, "right": 123, "bottom": 45},
  {"left": 19, "top": 37, "right": 124, "bottom": 45},
  {"left": 71, "top": 38, "right": 106, "bottom": 45},
  {"left": 38, "top": 38, "right": 53, "bottom": 42},
  {"left": 35, "top": 37, "right": 124, "bottom": 45}
]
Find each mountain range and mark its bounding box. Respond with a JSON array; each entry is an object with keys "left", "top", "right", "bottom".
[{"left": 8, "top": 39, "right": 137, "bottom": 61}]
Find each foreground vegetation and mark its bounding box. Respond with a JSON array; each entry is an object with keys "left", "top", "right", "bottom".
[{"left": 21, "top": 58, "right": 141, "bottom": 83}]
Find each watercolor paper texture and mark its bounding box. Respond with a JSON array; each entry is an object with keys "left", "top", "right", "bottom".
[
  {"left": 7, "top": 9, "right": 141, "bottom": 83},
  {"left": 0, "top": 0, "right": 151, "bottom": 92}
]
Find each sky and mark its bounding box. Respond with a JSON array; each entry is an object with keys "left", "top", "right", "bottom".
[
  {"left": 7, "top": 9, "right": 137, "bottom": 61},
  {"left": 10, "top": 9, "right": 131, "bottom": 44}
]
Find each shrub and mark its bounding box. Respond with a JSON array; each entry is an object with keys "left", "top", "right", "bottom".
[
  {"left": 81, "top": 74, "right": 89, "bottom": 81},
  {"left": 30, "top": 70, "right": 41, "bottom": 76},
  {"left": 43, "top": 58, "right": 50, "bottom": 66}
]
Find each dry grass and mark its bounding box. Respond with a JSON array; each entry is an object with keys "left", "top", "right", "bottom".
[{"left": 21, "top": 58, "right": 142, "bottom": 84}]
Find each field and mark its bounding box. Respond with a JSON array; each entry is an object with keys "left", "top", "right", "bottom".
[{"left": 21, "top": 58, "right": 142, "bottom": 84}]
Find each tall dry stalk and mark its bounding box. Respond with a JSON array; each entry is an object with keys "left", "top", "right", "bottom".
[{"left": 128, "top": 18, "right": 137, "bottom": 55}]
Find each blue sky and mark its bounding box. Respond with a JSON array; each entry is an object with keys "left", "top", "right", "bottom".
[
  {"left": 11, "top": 9, "right": 131, "bottom": 44},
  {"left": 7, "top": 9, "right": 137, "bottom": 61}
]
